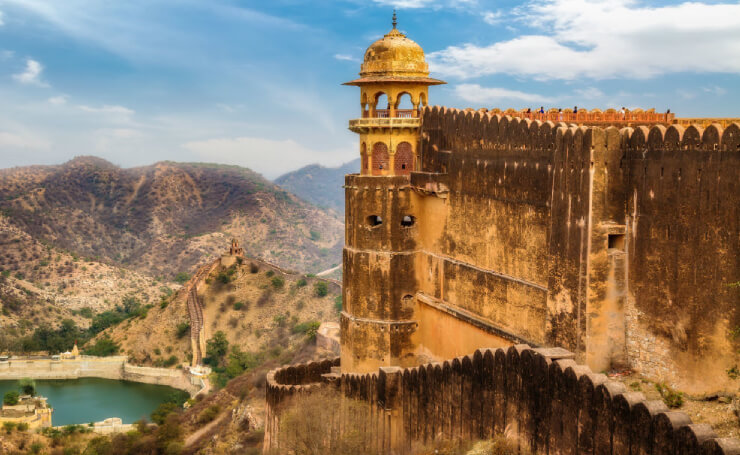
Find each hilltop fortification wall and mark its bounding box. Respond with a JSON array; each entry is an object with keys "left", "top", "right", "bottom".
[
  {"left": 414, "top": 107, "right": 739, "bottom": 391},
  {"left": 264, "top": 353, "right": 740, "bottom": 454}
]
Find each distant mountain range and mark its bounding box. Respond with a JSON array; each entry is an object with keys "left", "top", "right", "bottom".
[
  {"left": 0, "top": 156, "right": 343, "bottom": 279},
  {"left": 274, "top": 158, "right": 359, "bottom": 217}
]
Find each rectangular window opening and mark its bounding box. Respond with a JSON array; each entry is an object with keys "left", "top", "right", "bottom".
[{"left": 608, "top": 234, "right": 625, "bottom": 250}]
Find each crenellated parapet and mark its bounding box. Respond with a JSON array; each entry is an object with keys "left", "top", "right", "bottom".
[
  {"left": 420, "top": 106, "right": 739, "bottom": 157},
  {"left": 417, "top": 105, "right": 739, "bottom": 388},
  {"left": 263, "top": 348, "right": 740, "bottom": 454}
]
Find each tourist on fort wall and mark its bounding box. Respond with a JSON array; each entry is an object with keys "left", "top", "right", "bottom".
[{"left": 558, "top": 108, "right": 563, "bottom": 121}]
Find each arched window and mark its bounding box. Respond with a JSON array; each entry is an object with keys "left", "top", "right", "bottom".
[
  {"left": 394, "top": 142, "right": 413, "bottom": 175},
  {"left": 395, "top": 93, "right": 414, "bottom": 118},
  {"left": 360, "top": 143, "right": 368, "bottom": 173},
  {"left": 374, "top": 92, "right": 389, "bottom": 118},
  {"left": 372, "top": 142, "right": 389, "bottom": 176}
]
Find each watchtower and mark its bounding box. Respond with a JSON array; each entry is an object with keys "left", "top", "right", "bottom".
[{"left": 344, "top": 12, "right": 445, "bottom": 176}]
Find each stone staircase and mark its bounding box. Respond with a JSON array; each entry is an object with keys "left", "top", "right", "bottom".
[{"left": 184, "top": 260, "right": 220, "bottom": 367}]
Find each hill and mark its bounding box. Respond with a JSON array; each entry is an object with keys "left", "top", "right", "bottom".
[
  {"left": 274, "top": 158, "right": 359, "bottom": 216},
  {"left": 0, "top": 157, "right": 344, "bottom": 281},
  {"left": 0, "top": 213, "right": 173, "bottom": 340},
  {"left": 101, "top": 255, "right": 341, "bottom": 374}
]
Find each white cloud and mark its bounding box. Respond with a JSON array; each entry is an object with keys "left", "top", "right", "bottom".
[
  {"left": 13, "top": 59, "right": 48, "bottom": 86},
  {"left": 430, "top": 0, "right": 740, "bottom": 80},
  {"left": 48, "top": 95, "right": 69, "bottom": 105},
  {"left": 455, "top": 84, "right": 555, "bottom": 104},
  {"left": 0, "top": 50, "right": 13, "bottom": 60},
  {"left": 181, "top": 136, "right": 352, "bottom": 179},
  {"left": 334, "top": 53, "right": 359, "bottom": 62},
  {"left": 482, "top": 11, "right": 503, "bottom": 25},
  {"left": 0, "top": 11, "right": 5, "bottom": 26},
  {"left": 0, "top": 131, "right": 49, "bottom": 150},
  {"left": 573, "top": 87, "right": 604, "bottom": 100},
  {"left": 76, "top": 104, "right": 135, "bottom": 125}
]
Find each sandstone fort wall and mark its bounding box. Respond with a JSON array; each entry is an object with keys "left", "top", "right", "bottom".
[
  {"left": 411, "top": 107, "right": 739, "bottom": 391},
  {"left": 264, "top": 353, "right": 740, "bottom": 454}
]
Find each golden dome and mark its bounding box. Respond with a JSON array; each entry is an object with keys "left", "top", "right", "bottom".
[
  {"left": 343, "top": 13, "right": 445, "bottom": 86},
  {"left": 360, "top": 27, "right": 429, "bottom": 78}
]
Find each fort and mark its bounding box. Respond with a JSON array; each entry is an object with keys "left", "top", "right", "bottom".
[{"left": 264, "top": 14, "right": 739, "bottom": 455}]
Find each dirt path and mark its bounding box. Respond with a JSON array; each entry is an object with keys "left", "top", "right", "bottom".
[
  {"left": 184, "top": 412, "right": 229, "bottom": 448},
  {"left": 316, "top": 264, "right": 341, "bottom": 276}
]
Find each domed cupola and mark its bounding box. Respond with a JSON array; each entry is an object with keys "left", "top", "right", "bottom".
[{"left": 344, "top": 12, "right": 445, "bottom": 177}]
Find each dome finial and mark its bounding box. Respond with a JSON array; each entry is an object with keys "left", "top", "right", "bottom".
[{"left": 392, "top": 9, "right": 397, "bottom": 29}]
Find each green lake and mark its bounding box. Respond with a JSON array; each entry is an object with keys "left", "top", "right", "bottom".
[{"left": 0, "top": 378, "right": 185, "bottom": 426}]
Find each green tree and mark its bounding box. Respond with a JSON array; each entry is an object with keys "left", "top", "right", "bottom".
[
  {"left": 3, "top": 391, "right": 19, "bottom": 405},
  {"left": 19, "top": 378, "right": 36, "bottom": 396},
  {"left": 204, "top": 331, "right": 229, "bottom": 367},
  {"left": 84, "top": 336, "right": 120, "bottom": 357},
  {"left": 225, "top": 347, "right": 261, "bottom": 379},
  {"left": 314, "top": 281, "right": 328, "bottom": 297},
  {"left": 151, "top": 402, "right": 180, "bottom": 425}
]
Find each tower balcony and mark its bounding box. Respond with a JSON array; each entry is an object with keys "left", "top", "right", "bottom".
[{"left": 349, "top": 112, "right": 421, "bottom": 133}]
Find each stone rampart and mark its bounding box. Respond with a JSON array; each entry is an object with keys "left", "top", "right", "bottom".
[
  {"left": 263, "top": 358, "right": 340, "bottom": 450},
  {"left": 0, "top": 357, "right": 198, "bottom": 395},
  {"left": 264, "top": 351, "right": 740, "bottom": 454},
  {"left": 413, "top": 106, "right": 739, "bottom": 391}
]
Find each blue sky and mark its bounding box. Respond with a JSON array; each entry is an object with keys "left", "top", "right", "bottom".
[{"left": 1, "top": 0, "right": 739, "bottom": 178}]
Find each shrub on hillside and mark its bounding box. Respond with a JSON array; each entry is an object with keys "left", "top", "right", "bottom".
[
  {"left": 3, "top": 391, "right": 19, "bottom": 405},
  {"left": 151, "top": 402, "right": 180, "bottom": 425},
  {"left": 655, "top": 382, "right": 683, "bottom": 408},
  {"left": 84, "top": 336, "right": 120, "bottom": 357},
  {"left": 174, "top": 273, "right": 190, "bottom": 285},
  {"left": 271, "top": 276, "right": 285, "bottom": 290},
  {"left": 314, "top": 281, "right": 328, "bottom": 297},
  {"left": 296, "top": 278, "right": 307, "bottom": 288},
  {"left": 176, "top": 322, "right": 190, "bottom": 339},
  {"left": 3, "top": 421, "right": 17, "bottom": 434},
  {"left": 216, "top": 267, "right": 237, "bottom": 285},
  {"left": 292, "top": 321, "right": 321, "bottom": 340},
  {"left": 198, "top": 405, "right": 221, "bottom": 425}
]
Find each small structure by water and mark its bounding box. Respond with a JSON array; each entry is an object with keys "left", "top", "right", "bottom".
[{"left": 0, "top": 394, "right": 53, "bottom": 429}]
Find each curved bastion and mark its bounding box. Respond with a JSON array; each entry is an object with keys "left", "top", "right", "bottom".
[{"left": 264, "top": 347, "right": 740, "bottom": 454}]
